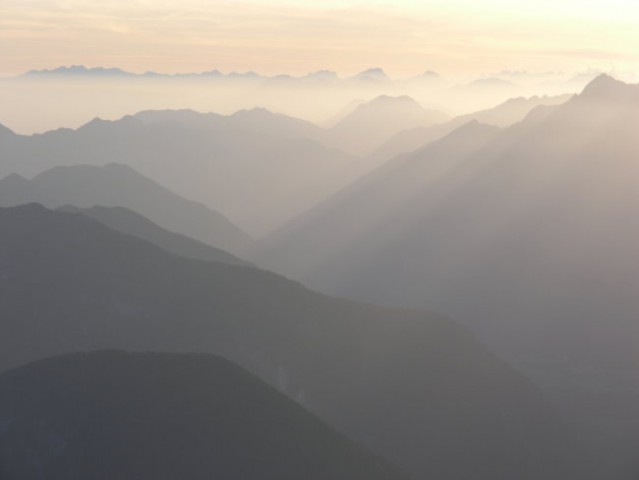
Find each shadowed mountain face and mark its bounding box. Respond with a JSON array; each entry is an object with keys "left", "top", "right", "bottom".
[
  {"left": 0, "top": 351, "right": 407, "bottom": 480},
  {"left": 0, "top": 204, "right": 580, "bottom": 480},
  {"left": 0, "top": 164, "right": 251, "bottom": 255},
  {"left": 254, "top": 75, "right": 639, "bottom": 477},
  {"left": 57, "top": 205, "right": 251, "bottom": 267}
]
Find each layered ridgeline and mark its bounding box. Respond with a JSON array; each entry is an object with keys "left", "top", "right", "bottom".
[
  {"left": 0, "top": 98, "right": 450, "bottom": 235},
  {"left": 327, "top": 95, "right": 449, "bottom": 155},
  {"left": 370, "top": 93, "right": 571, "bottom": 166},
  {"left": 254, "top": 75, "right": 639, "bottom": 476},
  {"left": 0, "top": 164, "right": 251, "bottom": 256},
  {"left": 0, "top": 351, "right": 406, "bottom": 480},
  {"left": 56, "top": 205, "right": 251, "bottom": 267},
  {"left": 0, "top": 108, "right": 354, "bottom": 235},
  {"left": 0, "top": 204, "right": 578, "bottom": 480}
]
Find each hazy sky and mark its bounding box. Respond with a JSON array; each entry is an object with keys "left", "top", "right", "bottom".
[{"left": 2, "top": 0, "right": 639, "bottom": 77}]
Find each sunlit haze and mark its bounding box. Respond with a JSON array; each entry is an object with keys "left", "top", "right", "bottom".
[
  {"left": 2, "top": 0, "right": 638, "bottom": 77},
  {"left": 1, "top": 2, "right": 639, "bottom": 479}
]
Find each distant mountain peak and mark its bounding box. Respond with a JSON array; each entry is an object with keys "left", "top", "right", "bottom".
[
  {"left": 25, "top": 65, "right": 131, "bottom": 76},
  {"left": 352, "top": 68, "right": 391, "bottom": 82},
  {"left": 0, "top": 123, "right": 15, "bottom": 136},
  {"left": 578, "top": 74, "right": 638, "bottom": 102},
  {"left": 372, "top": 94, "right": 414, "bottom": 102},
  {"left": 79, "top": 116, "right": 108, "bottom": 129},
  {"left": 448, "top": 119, "right": 500, "bottom": 139},
  {"left": 78, "top": 115, "right": 141, "bottom": 131},
  {"left": 231, "top": 106, "right": 273, "bottom": 117},
  {"left": 1, "top": 172, "right": 29, "bottom": 183}
]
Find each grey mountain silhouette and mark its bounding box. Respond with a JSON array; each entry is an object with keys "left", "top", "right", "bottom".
[
  {"left": 133, "top": 107, "right": 326, "bottom": 140},
  {"left": 0, "top": 164, "right": 251, "bottom": 255},
  {"left": 349, "top": 68, "right": 392, "bottom": 84},
  {"left": 0, "top": 109, "right": 357, "bottom": 235},
  {"left": 328, "top": 95, "right": 450, "bottom": 155},
  {"left": 371, "top": 94, "right": 571, "bottom": 164},
  {"left": 57, "top": 205, "right": 251, "bottom": 267},
  {"left": 0, "top": 204, "right": 577, "bottom": 480},
  {"left": 0, "top": 124, "right": 15, "bottom": 137},
  {"left": 25, "top": 65, "right": 132, "bottom": 77},
  {"left": 0, "top": 351, "right": 406, "bottom": 480}
]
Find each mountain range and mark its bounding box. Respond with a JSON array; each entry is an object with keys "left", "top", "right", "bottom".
[
  {"left": 0, "top": 94, "right": 570, "bottom": 235},
  {"left": 327, "top": 95, "right": 449, "bottom": 155},
  {"left": 253, "top": 74, "right": 639, "bottom": 477},
  {"left": 370, "top": 93, "right": 571, "bottom": 165},
  {"left": 0, "top": 204, "right": 580, "bottom": 480},
  {"left": 0, "top": 164, "right": 251, "bottom": 255},
  {"left": 0, "top": 109, "right": 359, "bottom": 235}
]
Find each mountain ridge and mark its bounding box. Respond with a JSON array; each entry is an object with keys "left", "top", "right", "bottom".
[
  {"left": 0, "top": 350, "right": 407, "bottom": 480},
  {"left": 0, "top": 203, "right": 578, "bottom": 480}
]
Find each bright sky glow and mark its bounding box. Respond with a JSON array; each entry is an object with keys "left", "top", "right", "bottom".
[{"left": 1, "top": 0, "right": 638, "bottom": 76}]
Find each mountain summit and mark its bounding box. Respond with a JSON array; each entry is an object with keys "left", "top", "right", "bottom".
[{"left": 578, "top": 73, "right": 639, "bottom": 103}]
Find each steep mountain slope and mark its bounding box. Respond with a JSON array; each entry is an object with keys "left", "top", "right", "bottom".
[
  {"left": 57, "top": 205, "right": 251, "bottom": 267},
  {"left": 0, "top": 109, "right": 357, "bottom": 235},
  {"left": 0, "top": 351, "right": 405, "bottom": 480},
  {"left": 256, "top": 120, "right": 502, "bottom": 281},
  {"left": 0, "top": 124, "right": 15, "bottom": 138},
  {"left": 253, "top": 75, "right": 639, "bottom": 477},
  {"left": 257, "top": 75, "right": 639, "bottom": 361},
  {"left": 0, "top": 164, "right": 251, "bottom": 255},
  {"left": 371, "top": 94, "right": 571, "bottom": 165},
  {"left": 0, "top": 204, "right": 578, "bottom": 480}
]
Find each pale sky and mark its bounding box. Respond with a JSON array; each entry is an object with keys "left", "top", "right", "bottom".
[{"left": 1, "top": 0, "right": 639, "bottom": 77}]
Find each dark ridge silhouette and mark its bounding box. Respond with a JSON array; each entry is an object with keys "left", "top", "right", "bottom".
[
  {"left": 0, "top": 204, "right": 578, "bottom": 480},
  {"left": 57, "top": 205, "right": 252, "bottom": 267},
  {"left": 253, "top": 75, "right": 639, "bottom": 477},
  {"left": 0, "top": 124, "right": 15, "bottom": 137},
  {"left": 0, "top": 351, "right": 406, "bottom": 480},
  {"left": 0, "top": 164, "right": 251, "bottom": 255}
]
